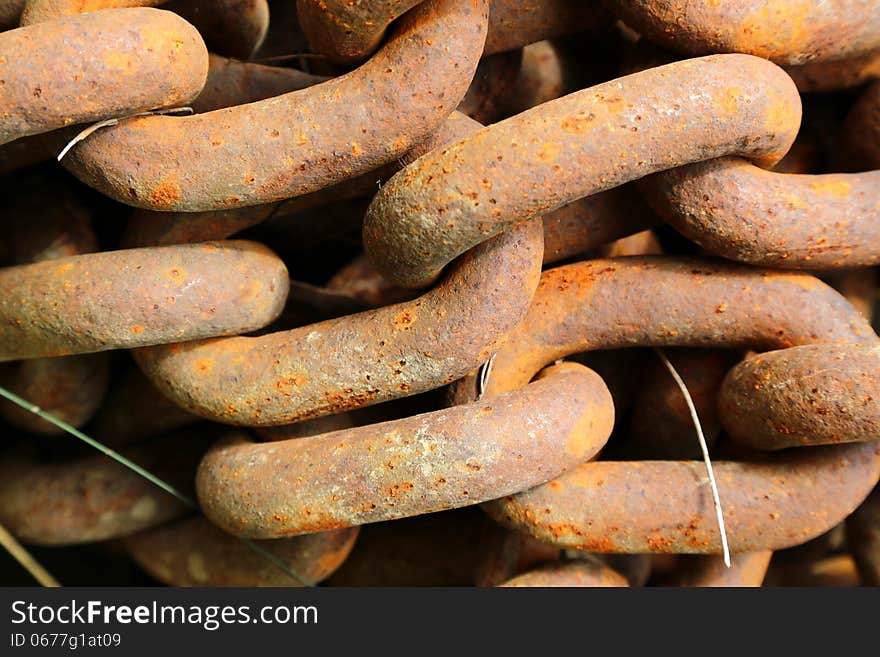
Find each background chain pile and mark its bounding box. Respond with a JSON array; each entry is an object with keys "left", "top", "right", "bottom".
[{"left": 0, "top": 0, "right": 879, "bottom": 587}]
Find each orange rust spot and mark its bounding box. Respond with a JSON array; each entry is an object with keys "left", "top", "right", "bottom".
[
  {"left": 547, "top": 480, "right": 565, "bottom": 492},
  {"left": 351, "top": 142, "right": 362, "bottom": 156},
  {"left": 716, "top": 303, "right": 728, "bottom": 313},
  {"left": 561, "top": 111, "right": 596, "bottom": 134},
  {"left": 131, "top": 325, "right": 144, "bottom": 334},
  {"left": 168, "top": 267, "right": 185, "bottom": 281}
]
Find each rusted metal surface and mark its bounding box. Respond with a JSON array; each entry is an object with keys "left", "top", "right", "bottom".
[
  {"left": 0, "top": 240, "right": 289, "bottom": 361},
  {"left": 88, "top": 366, "right": 199, "bottom": 448},
  {"left": 0, "top": 0, "right": 23, "bottom": 27},
  {"left": 484, "top": 441, "right": 880, "bottom": 553},
  {"left": 0, "top": 134, "right": 53, "bottom": 175},
  {"left": 457, "top": 50, "right": 522, "bottom": 125},
  {"left": 473, "top": 523, "right": 561, "bottom": 587},
  {"left": 640, "top": 158, "right": 880, "bottom": 269},
  {"left": 626, "top": 349, "right": 736, "bottom": 460},
  {"left": 463, "top": 256, "right": 876, "bottom": 399},
  {"left": 58, "top": 0, "right": 489, "bottom": 211},
  {"left": 0, "top": 355, "right": 109, "bottom": 435},
  {"left": 192, "top": 54, "right": 328, "bottom": 114},
  {"left": 296, "top": 0, "right": 422, "bottom": 66},
  {"left": 541, "top": 187, "right": 661, "bottom": 265},
  {"left": 603, "top": 0, "right": 880, "bottom": 65},
  {"left": 785, "top": 50, "right": 880, "bottom": 92},
  {"left": 364, "top": 54, "right": 801, "bottom": 287},
  {"left": 22, "top": 0, "right": 269, "bottom": 59},
  {"left": 0, "top": 431, "right": 210, "bottom": 545},
  {"left": 117, "top": 109, "right": 482, "bottom": 249},
  {"left": 124, "top": 517, "right": 358, "bottom": 586},
  {"left": 661, "top": 552, "right": 772, "bottom": 587},
  {"left": 847, "top": 486, "right": 880, "bottom": 585},
  {"left": 0, "top": 8, "right": 208, "bottom": 145},
  {"left": 327, "top": 509, "right": 486, "bottom": 586},
  {"left": 298, "top": 0, "right": 609, "bottom": 65},
  {"left": 498, "top": 560, "right": 629, "bottom": 587},
  {"left": 837, "top": 80, "right": 880, "bottom": 172},
  {"left": 119, "top": 107, "right": 658, "bottom": 268},
  {"left": 169, "top": 0, "right": 270, "bottom": 60},
  {"left": 20, "top": 0, "right": 163, "bottom": 24},
  {"left": 0, "top": 175, "right": 109, "bottom": 435},
  {"left": 324, "top": 255, "right": 415, "bottom": 309},
  {"left": 133, "top": 220, "right": 542, "bottom": 426},
  {"left": 196, "top": 363, "right": 614, "bottom": 537},
  {"left": 720, "top": 344, "right": 880, "bottom": 451}
]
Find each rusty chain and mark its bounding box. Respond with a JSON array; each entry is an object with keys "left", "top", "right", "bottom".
[{"left": 0, "top": 0, "right": 878, "bottom": 587}]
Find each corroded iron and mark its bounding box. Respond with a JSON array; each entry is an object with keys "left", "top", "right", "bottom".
[
  {"left": 0, "top": 431, "right": 211, "bottom": 545},
  {"left": 602, "top": 0, "right": 880, "bottom": 65},
  {"left": 297, "top": 0, "right": 609, "bottom": 65},
  {"left": 498, "top": 560, "right": 629, "bottom": 587},
  {"left": 837, "top": 80, "right": 880, "bottom": 172},
  {"left": 0, "top": 241, "right": 288, "bottom": 361},
  {"left": 0, "top": 175, "right": 109, "bottom": 434},
  {"left": 847, "top": 486, "right": 880, "bottom": 585},
  {"left": 133, "top": 220, "right": 542, "bottom": 426},
  {"left": 455, "top": 256, "right": 875, "bottom": 400},
  {"left": 720, "top": 344, "right": 880, "bottom": 450},
  {"left": 124, "top": 517, "right": 359, "bottom": 587},
  {"left": 364, "top": 54, "right": 800, "bottom": 287},
  {"left": 484, "top": 442, "right": 880, "bottom": 553},
  {"left": 661, "top": 552, "right": 772, "bottom": 587},
  {"left": 0, "top": 8, "right": 208, "bottom": 145},
  {"left": 21, "top": 0, "right": 269, "bottom": 59},
  {"left": 640, "top": 159, "right": 880, "bottom": 269}
]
